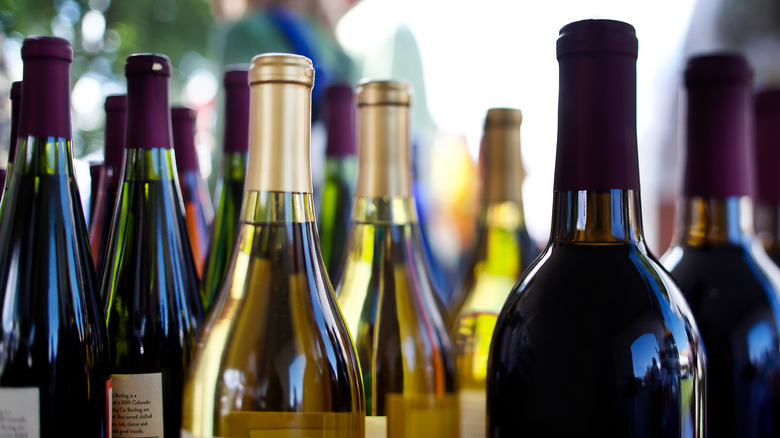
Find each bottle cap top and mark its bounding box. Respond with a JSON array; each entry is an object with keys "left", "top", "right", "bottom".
[
  {"left": 557, "top": 19, "right": 637, "bottom": 58},
  {"left": 10, "top": 81, "right": 22, "bottom": 99},
  {"left": 21, "top": 36, "right": 73, "bottom": 61},
  {"left": 249, "top": 53, "right": 313, "bottom": 87},
  {"left": 171, "top": 106, "right": 199, "bottom": 171},
  {"left": 125, "top": 53, "right": 172, "bottom": 77},
  {"left": 224, "top": 65, "right": 249, "bottom": 87},
  {"left": 484, "top": 108, "right": 523, "bottom": 128},
  {"left": 685, "top": 53, "right": 752, "bottom": 86},
  {"left": 104, "top": 94, "right": 127, "bottom": 111},
  {"left": 356, "top": 80, "right": 412, "bottom": 106},
  {"left": 324, "top": 84, "right": 356, "bottom": 157}
]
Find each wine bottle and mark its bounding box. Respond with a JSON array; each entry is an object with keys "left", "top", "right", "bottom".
[
  {"left": 335, "top": 80, "right": 458, "bottom": 438},
  {"left": 661, "top": 54, "right": 780, "bottom": 437},
  {"left": 317, "top": 84, "right": 357, "bottom": 283},
  {"left": 89, "top": 161, "right": 102, "bottom": 226},
  {"left": 1, "top": 81, "right": 22, "bottom": 198},
  {"left": 449, "top": 107, "right": 538, "bottom": 438},
  {"left": 754, "top": 89, "right": 780, "bottom": 265},
  {"left": 181, "top": 53, "right": 365, "bottom": 437},
  {"left": 0, "top": 36, "right": 109, "bottom": 437},
  {"left": 488, "top": 20, "right": 706, "bottom": 437},
  {"left": 172, "top": 106, "right": 214, "bottom": 283},
  {"left": 202, "top": 66, "right": 250, "bottom": 311},
  {"left": 89, "top": 94, "right": 126, "bottom": 282},
  {"left": 102, "top": 53, "right": 203, "bottom": 438}
]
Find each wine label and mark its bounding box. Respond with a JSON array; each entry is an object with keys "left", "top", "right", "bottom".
[
  {"left": 0, "top": 387, "right": 39, "bottom": 438},
  {"left": 183, "top": 411, "right": 362, "bottom": 438},
  {"left": 459, "top": 389, "right": 486, "bottom": 438},
  {"left": 111, "top": 373, "right": 164, "bottom": 438},
  {"left": 365, "top": 416, "right": 387, "bottom": 438},
  {"left": 386, "top": 393, "right": 459, "bottom": 438}
]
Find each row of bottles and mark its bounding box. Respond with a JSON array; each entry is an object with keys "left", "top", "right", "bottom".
[{"left": 6, "top": 17, "right": 780, "bottom": 438}]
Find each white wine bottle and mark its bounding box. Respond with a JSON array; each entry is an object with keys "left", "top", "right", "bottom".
[
  {"left": 335, "top": 80, "right": 458, "bottom": 438},
  {"left": 181, "top": 53, "right": 365, "bottom": 437}
]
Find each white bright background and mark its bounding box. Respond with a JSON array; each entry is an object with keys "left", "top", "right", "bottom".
[{"left": 337, "top": 0, "right": 700, "bottom": 253}]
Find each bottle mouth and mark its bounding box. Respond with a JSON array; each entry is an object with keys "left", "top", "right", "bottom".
[
  {"left": 125, "top": 54, "right": 172, "bottom": 77},
  {"left": 556, "top": 19, "right": 637, "bottom": 59},
  {"left": 484, "top": 107, "right": 523, "bottom": 128},
  {"left": 356, "top": 80, "right": 412, "bottom": 107},
  {"left": 10, "top": 81, "right": 22, "bottom": 99},
  {"left": 249, "top": 53, "right": 314, "bottom": 87},
  {"left": 105, "top": 94, "right": 127, "bottom": 112},
  {"left": 685, "top": 53, "right": 752, "bottom": 86},
  {"left": 21, "top": 36, "right": 73, "bottom": 62}
]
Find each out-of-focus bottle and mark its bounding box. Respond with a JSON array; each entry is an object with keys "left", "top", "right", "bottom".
[
  {"left": 181, "top": 53, "right": 365, "bottom": 438},
  {"left": 450, "top": 107, "right": 538, "bottom": 438},
  {"left": 336, "top": 80, "right": 458, "bottom": 438},
  {"left": 754, "top": 88, "right": 780, "bottom": 266}
]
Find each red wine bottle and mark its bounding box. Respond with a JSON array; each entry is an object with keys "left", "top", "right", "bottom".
[
  {"left": 101, "top": 53, "right": 203, "bottom": 438},
  {"left": 487, "top": 20, "right": 706, "bottom": 437},
  {"left": 662, "top": 54, "right": 780, "bottom": 437},
  {"left": 0, "top": 36, "right": 109, "bottom": 437},
  {"left": 89, "top": 94, "right": 126, "bottom": 283},
  {"left": 317, "top": 84, "right": 357, "bottom": 284},
  {"left": 202, "top": 66, "right": 249, "bottom": 311},
  {"left": 754, "top": 89, "right": 780, "bottom": 266},
  {"left": 1, "top": 81, "right": 21, "bottom": 199},
  {"left": 89, "top": 161, "right": 102, "bottom": 225},
  {"left": 172, "top": 106, "right": 213, "bottom": 285}
]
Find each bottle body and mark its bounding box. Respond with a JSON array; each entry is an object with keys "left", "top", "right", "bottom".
[
  {"left": 89, "top": 164, "right": 120, "bottom": 282},
  {"left": 318, "top": 155, "right": 357, "bottom": 282},
  {"left": 178, "top": 168, "right": 213, "bottom": 281},
  {"left": 489, "top": 190, "right": 705, "bottom": 437},
  {"left": 202, "top": 151, "right": 247, "bottom": 310}
]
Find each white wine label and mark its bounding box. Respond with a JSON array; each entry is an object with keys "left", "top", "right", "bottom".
[
  {"left": 386, "top": 393, "right": 459, "bottom": 438},
  {"left": 0, "top": 387, "right": 39, "bottom": 438},
  {"left": 111, "top": 373, "right": 164, "bottom": 438},
  {"left": 459, "top": 389, "right": 486, "bottom": 438},
  {"left": 365, "top": 416, "right": 387, "bottom": 438}
]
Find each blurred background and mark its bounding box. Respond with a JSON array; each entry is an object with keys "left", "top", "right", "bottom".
[{"left": 0, "top": 0, "right": 778, "bottom": 298}]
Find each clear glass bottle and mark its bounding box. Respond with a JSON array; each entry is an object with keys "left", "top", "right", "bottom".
[
  {"left": 181, "top": 53, "right": 365, "bottom": 438},
  {"left": 172, "top": 106, "right": 214, "bottom": 284},
  {"left": 202, "top": 66, "right": 250, "bottom": 311},
  {"left": 89, "top": 94, "right": 126, "bottom": 282},
  {"left": 317, "top": 84, "right": 358, "bottom": 283},
  {"left": 488, "top": 20, "right": 706, "bottom": 437},
  {"left": 662, "top": 54, "right": 780, "bottom": 437},
  {"left": 0, "top": 36, "right": 109, "bottom": 437},
  {"left": 335, "top": 80, "right": 458, "bottom": 438},
  {"left": 449, "top": 108, "right": 538, "bottom": 438},
  {"left": 102, "top": 53, "right": 203, "bottom": 438}
]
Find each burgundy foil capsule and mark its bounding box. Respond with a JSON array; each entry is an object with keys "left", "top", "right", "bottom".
[
  {"left": 554, "top": 19, "right": 639, "bottom": 192},
  {"left": 172, "top": 107, "right": 199, "bottom": 172},
  {"left": 754, "top": 89, "right": 780, "bottom": 204},
  {"left": 324, "top": 85, "right": 356, "bottom": 157},
  {"left": 9, "top": 81, "right": 21, "bottom": 164},
  {"left": 104, "top": 95, "right": 127, "bottom": 170},
  {"left": 223, "top": 65, "right": 250, "bottom": 154},
  {"left": 20, "top": 37, "right": 72, "bottom": 140},
  {"left": 683, "top": 53, "right": 753, "bottom": 199},
  {"left": 125, "top": 54, "right": 173, "bottom": 149}
]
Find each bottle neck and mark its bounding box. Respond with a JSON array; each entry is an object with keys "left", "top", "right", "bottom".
[
  {"left": 350, "top": 195, "right": 416, "bottom": 226},
  {"left": 121, "top": 148, "right": 178, "bottom": 183},
  {"left": 20, "top": 57, "right": 71, "bottom": 139},
  {"left": 756, "top": 201, "right": 780, "bottom": 253},
  {"left": 672, "top": 196, "right": 752, "bottom": 246},
  {"left": 245, "top": 81, "right": 313, "bottom": 194},
  {"left": 241, "top": 191, "right": 316, "bottom": 224},
  {"left": 355, "top": 103, "right": 412, "bottom": 198},
  {"left": 481, "top": 124, "right": 525, "bottom": 205},
  {"left": 550, "top": 189, "right": 645, "bottom": 245},
  {"left": 125, "top": 74, "right": 173, "bottom": 149},
  {"left": 14, "top": 135, "right": 76, "bottom": 177},
  {"left": 222, "top": 151, "right": 247, "bottom": 181}
]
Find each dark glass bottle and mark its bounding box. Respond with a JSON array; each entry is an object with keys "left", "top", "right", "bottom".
[
  {"left": 202, "top": 66, "right": 249, "bottom": 311},
  {"left": 1, "top": 81, "right": 22, "bottom": 198},
  {"left": 317, "top": 84, "right": 357, "bottom": 284},
  {"left": 172, "top": 106, "right": 213, "bottom": 284},
  {"left": 487, "top": 20, "right": 706, "bottom": 437},
  {"left": 182, "top": 53, "right": 365, "bottom": 438},
  {"left": 662, "top": 54, "right": 780, "bottom": 438},
  {"left": 101, "top": 54, "right": 203, "bottom": 438},
  {"left": 450, "top": 108, "right": 538, "bottom": 438},
  {"left": 89, "top": 94, "right": 126, "bottom": 282},
  {"left": 0, "top": 36, "right": 109, "bottom": 437},
  {"left": 754, "top": 89, "right": 780, "bottom": 266}
]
